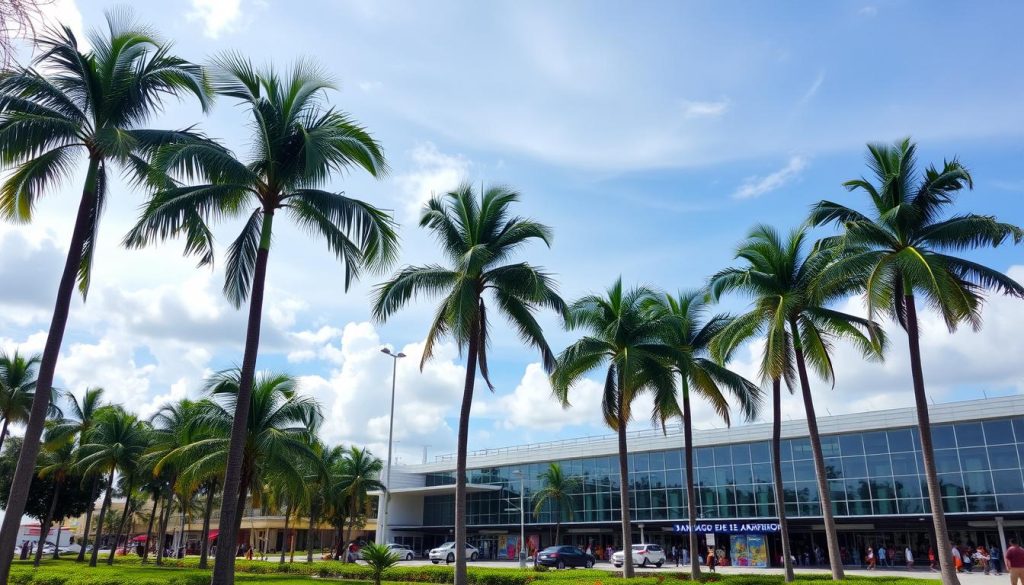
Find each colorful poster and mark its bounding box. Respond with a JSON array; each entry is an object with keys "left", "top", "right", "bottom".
[
  {"left": 746, "top": 534, "right": 768, "bottom": 568},
  {"left": 730, "top": 535, "right": 749, "bottom": 567},
  {"left": 527, "top": 535, "right": 539, "bottom": 558},
  {"left": 503, "top": 536, "right": 519, "bottom": 561},
  {"left": 497, "top": 536, "right": 509, "bottom": 560}
]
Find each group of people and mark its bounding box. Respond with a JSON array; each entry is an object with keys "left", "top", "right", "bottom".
[{"left": 952, "top": 541, "right": 1006, "bottom": 575}]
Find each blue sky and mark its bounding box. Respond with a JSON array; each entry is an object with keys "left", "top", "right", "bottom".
[{"left": 1, "top": 0, "right": 1022, "bottom": 464}]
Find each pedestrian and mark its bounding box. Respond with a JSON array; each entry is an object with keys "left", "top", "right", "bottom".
[
  {"left": 1007, "top": 539, "right": 1024, "bottom": 585},
  {"left": 605, "top": 545, "right": 613, "bottom": 563},
  {"left": 878, "top": 545, "right": 888, "bottom": 567},
  {"left": 928, "top": 546, "right": 936, "bottom": 572},
  {"left": 815, "top": 545, "right": 823, "bottom": 566},
  {"left": 706, "top": 546, "right": 716, "bottom": 573},
  {"left": 975, "top": 545, "right": 990, "bottom": 575},
  {"left": 990, "top": 545, "right": 1002, "bottom": 575},
  {"left": 905, "top": 545, "right": 914, "bottom": 570},
  {"left": 866, "top": 546, "right": 875, "bottom": 570},
  {"left": 682, "top": 546, "right": 689, "bottom": 566},
  {"left": 953, "top": 543, "right": 963, "bottom": 573},
  {"left": 672, "top": 544, "right": 679, "bottom": 567}
]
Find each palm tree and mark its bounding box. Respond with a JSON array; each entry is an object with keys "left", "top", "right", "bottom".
[
  {"left": 0, "top": 349, "right": 60, "bottom": 453},
  {"left": 33, "top": 439, "right": 76, "bottom": 566},
  {"left": 808, "top": 138, "right": 1024, "bottom": 585},
  {"left": 46, "top": 387, "right": 106, "bottom": 562},
  {"left": 76, "top": 407, "right": 150, "bottom": 567},
  {"left": 303, "top": 442, "right": 343, "bottom": 563},
  {"left": 709, "top": 225, "right": 886, "bottom": 581},
  {"left": 337, "top": 446, "right": 383, "bottom": 563},
  {"left": 372, "top": 184, "right": 564, "bottom": 585},
  {"left": 124, "top": 56, "right": 396, "bottom": 585},
  {"left": 551, "top": 279, "right": 677, "bottom": 578},
  {"left": 646, "top": 291, "right": 762, "bottom": 579},
  {"left": 0, "top": 14, "right": 209, "bottom": 577},
  {"left": 531, "top": 463, "right": 580, "bottom": 544}
]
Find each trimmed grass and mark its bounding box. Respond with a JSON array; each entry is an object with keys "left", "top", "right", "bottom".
[{"left": 10, "top": 559, "right": 940, "bottom": 585}]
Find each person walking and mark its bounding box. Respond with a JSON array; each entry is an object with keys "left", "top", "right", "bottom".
[
  {"left": 1006, "top": 538, "right": 1024, "bottom": 585},
  {"left": 672, "top": 544, "right": 679, "bottom": 567},
  {"left": 681, "top": 546, "right": 689, "bottom": 566},
  {"left": 866, "top": 546, "right": 876, "bottom": 570},
  {"left": 990, "top": 544, "right": 1003, "bottom": 575},
  {"left": 878, "top": 545, "right": 888, "bottom": 568},
  {"left": 928, "top": 546, "right": 937, "bottom": 572},
  {"left": 905, "top": 546, "right": 914, "bottom": 570},
  {"left": 706, "top": 546, "right": 717, "bottom": 573}
]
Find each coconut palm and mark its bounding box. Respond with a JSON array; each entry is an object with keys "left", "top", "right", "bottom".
[
  {"left": 646, "top": 291, "right": 762, "bottom": 579},
  {"left": 33, "top": 439, "right": 76, "bottom": 566},
  {"left": 303, "top": 441, "right": 343, "bottom": 563},
  {"left": 551, "top": 279, "right": 677, "bottom": 578},
  {"left": 808, "top": 138, "right": 1024, "bottom": 585},
  {"left": 0, "top": 349, "right": 60, "bottom": 454},
  {"left": 531, "top": 463, "right": 581, "bottom": 544},
  {"left": 76, "top": 407, "right": 150, "bottom": 567},
  {"left": 0, "top": 14, "right": 209, "bottom": 576},
  {"left": 709, "top": 224, "right": 886, "bottom": 581},
  {"left": 336, "top": 446, "right": 383, "bottom": 563},
  {"left": 372, "top": 184, "right": 564, "bottom": 585},
  {"left": 124, "top": 56, "right": 395, "bottom": 585}
]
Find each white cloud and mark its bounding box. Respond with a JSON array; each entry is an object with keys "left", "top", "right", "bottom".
[
  {"left": 797, "top": 71, "right": 826, "bottom": 107},
  {"left": 394, "top": 142, "right": 470, "bottom": 221},
  {"left": 732, "top": 155, "right": 808, "bottom": 199},
  {"left": 32, "top": 0, "right": 87, "bottom": 51},
  {"left": 680, "top": 99, "right": 730, "bottom": 119},
  {"left": 187, "top": 0, "right": 243, "bottom": 39}
]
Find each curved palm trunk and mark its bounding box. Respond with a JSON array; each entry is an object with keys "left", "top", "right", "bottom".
[
  {"left": 143, "top": 493, "right": 159, "bottom": 563},
  {"left": 156, "top": 487, "right": 175, "bottom": 565},
  {"left": 790, "top": 319, "right": 844, "bottom": 580},
  {"left": 681, "top": 382, "right": 701, "bottom": 579},
  {"left": 906, "top": 295, "right": 959, "bottom": 585},
  {"left": 279, "top": 504, "right": 291, "bottom": 564},
  {"left": 77, "top": 476, "right": 101, "bottom": 562},
  {"left": 0, "top": 418, "right": 9, "bottom": 456},
  {"left": 212, "top": 211, "right": 274, "bottom": 585},
  {"left": 52, "top": 522, "right": 63, "bottom": 559},
  {"left": 290, "top": 525, "right": 296, "bottom": 563},
  {"left": 90, "top": 465, "right": 116, "bottom": 567},
  {"left": 771, "top": 378, "right": 795, "bottom": 582},
  {"left": 554, "top": 502, "right": 560, "bottom": 545},
  {"left": 200, "top": 481, "right": 216, "bottom": 569},
  {"left": 616, "top": 369, "right": 635, "bottom": 578},
  {"left": 0, "top": 158, "right": 100, "bottom": 583},
  {"left": 306, "top": 505, "right": 317, "bottom": 563},
  {"left": 108, "top": 478, "right": 135, "bottom": 565},
  {"left": 34, "top": 479, "right": 61, "bottom": 566},
  {"left": 454, "top": 314, "right": 481, "bottom": 585}
]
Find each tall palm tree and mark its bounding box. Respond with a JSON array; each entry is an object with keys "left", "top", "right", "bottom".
[
  {"left": 76, "top": 407, "right": 149, "bottom": 567},
  {"left": 372, "top": 184, "right": 564, "bottom": 585},
  {"left": 646, "top": 291, "right": 762, "bottom": 579},
  {"left": 124, "top": 56, "right": 395, "bottom": 585},
  {"left": 531, "top": 462, "right": 581, "bottom": 544},
  {"left": 0, "top": 349, "right": 60, "bottom": 453},
  {"left": 337, "top": 446, "right": 383, "bottom": 563},
  {"left": 551, "top": 279, "right": 677, "bottom": 578},
  {"left": 709, "top": 225, "right": 886, "bottom": 581},
  {"left": 0, "top": 15, "right": 209, "bottom": 577},
  {"left": 33, "top": 439, "right": 76, "bottom": 566},
  {"left": 809, "top": 138, "right": 1024, "bottom": 585},
  {"left": 303, "top": 441, "right": 342, "bottom": 563}
]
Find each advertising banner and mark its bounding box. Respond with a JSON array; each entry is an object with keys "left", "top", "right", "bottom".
[
  {"left": 747, "top": 534, "right": 768, "bottom": 568},
  {"left": 730, "top": 535, "right": 749, "bottom": 567}
]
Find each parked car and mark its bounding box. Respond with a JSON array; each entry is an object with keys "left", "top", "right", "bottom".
[
  {"left": 611, "top": 544, "right": 665, "bottom": 568},
  {"left": 536, "top": 545, "right": 595, "bottom": 569},
  {"left": 384, "top": 543, "right": 417, "bottom": 560},
  {"left": 428, "top": 542, "right": 479, "bottom": 564}
]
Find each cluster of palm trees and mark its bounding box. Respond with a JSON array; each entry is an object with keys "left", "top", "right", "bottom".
[
  {"left": 0, "top": 359, "right": 386, "bottom": 571},
  {"left": 0, "top": 9, "right": 1020, "bottom": 585}
]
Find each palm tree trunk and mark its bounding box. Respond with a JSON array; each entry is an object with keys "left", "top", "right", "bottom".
[
  {"left": 0, "top": 157, "right": 101, "bottom": 584},
  {"left": 108, "top": 478, "right": 135, "bottom": 565},
  {"left": 906, "top": 295, "right": 959, "bottom": 585},
  {"left": 143, "top": 494, "right": 159, "bottom": 563},
  {"left": 77, "top": 476, "right": 100, "bottom": 562},
  {"left": 52, "top": 521, "right": 63, "bottom": 559},
  {"left": 342, "top": 519, "right": 353, "bottom": 564},
  {"left": 790, "top": 318, "right": 844, "bottom": 580},
  {"left": 681, "top": 382, "right": 701, "bottom": 579},
  {"left": 34, "top": 480, "right": 61, "bottom": 566},
  {"left": 280, "top": 504, "right": 291, "bottom": 564},
  {"left": 200, "top": 481, "right": 216, "bottom": 569},
  {"left": 212, "top": 210, "right": 274, "bottom": 585},
  {"left": 90, "top": 466, "right": 116, "bottom": 567},
  {"left": 453, "top": 311, "right": 481, "bottom": 585},
  {"left": 771, "top": 378, "right": 795, "bottom": 582},
  {"left": 156, "top": 488, "right": 175, "bottom": 565},
  {"left": 616, "top": 368, "right": 635, "bottom": 579},
  {"left": 0, "top": 418, "right": 9, "bottom": 456},
  {"left": 306, "top": 505, "right": 316, "bottom": 563}
]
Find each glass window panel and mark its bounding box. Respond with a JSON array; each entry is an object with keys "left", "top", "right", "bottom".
[
  {"left": 967, "top": 495, "right": 997, "bottom": 512},
  {"left": 872, "top": 478, "right": 896, "bottom": 500},
  {"left": 993, "top": 469, "right": 1024, "bottom": 494},
  {"left": 720, "top": 486, "right": 737, "bottom": 505},
  {"left": 718, "top": 504, "right": 737, "bottom": 518},
  {"left": 847, "top": 500, "right": 871, "bottom": 515},
  {"left": 867, "top": 455, "right": 893, "bottom": 478},
  {"left": 932, "top": 425, "right": 957, "bottom": 450},
  {"left": 781, "top": 462, "right": 795, "bottom": 483},
  {"left": 956, "top": 422, "right": 985, "bottom": 447},
  {"left": 783, "top": 484, "right": 798, "bottom": 503},
  {"left": 778, "top": 440, "right": 793, "bottom": 462},
  {"left": 785, "top": 502, "right": 799, "bottom": 516},
  {"left": 846, "top": 478, "right": 870, "bottom": 501},
  {"left": 899, "top": 498, "right": 924, "bottom": 514},
  {"left": 895, "top": 475, "right": 923, "bottom": 498},
  {"left": 791, "top": 438, "right": 813, "bottom": 460},
  {"left": 633, "top": 453, "right": 650, "bottom": 472},
  {"left": 872, "top": 498, "right": 897, "bottom": 515},
  {"left": 960, "top": 447, "right": 990, "bottom": 472},
  {"left": 752, "top": 462, "right": 773, "bottom": 484},
  {"left": 750, "top": 442, "right": 771, "bottom": 463},
  {"left": 989, "top": 445, "right": 1020, "bottom": 470},
  {"left": 984, "top": 420, "right": 1015, "bottom": 445},
  {"left": 731, "top": 444, "right": 751, "bottom": 464},
  {"left": 821, "top": 436, "right": 841, "bottom": 457},
  {"left": 831, "top": 500, "right": 848, "bottom": 516},
  {"left": 839, "top": 434, "right": 864, "bottom": 456},
  {"left": 863, "top": 431, "right": 889, "bottom": 454},
  {"left": 796, "top": 481, "right": 819, "bottom": 503},
  {"left": 887, "top": 429, "right": 915, "bottom": 452},
  {"left": 665, "top": 469, "right": 684, "bottom": 489},
  {"left": 934, "top": 449, "right": 961, "bottom": 474},
  {"left": 825, "top": 457, "right": 843, "bottom": 479},
  {"left": 651, "top": 489, "right": 667, "bottom": 510},
  {"left": 938, "top": 473, "right": 965, "bottom": 497},
  {"left": 963, "top": 471, "right": 994, "bottom": 495},
  {"left": 714, "top": 446, "right": 732, "bottom": 466},
  {"left": 664, "top": 449, "right": 682, "bottom": 470},
  {"left": 828, "top": 479, "right": 846, "bottom": 501},
  {"left": 695, "top": 467, "right": 715, "bottom": 487},
  {"left": 696, "top": 447, "right": 714, "bottom": 468},
  {"left": 1013, "top": 418, "right": 1024, "bottom": 442},
  {"left": 998, "top": 494, "right": 1024, "bottom": 512},
  {"left": 734, "top": 464, "right": 753, "bottom": 485},
  {"left": 842, "top": 456, "right": 868, "bottom": 478},
  {"left": 799, "top": 503, "right": 821, "bottom": 517},
  {"left": 716, "top": 466, "right": 735, "bottom": 486},
  {"left": 636, "top": 490, "right": 650, "bottom": 509},
  {"left": 890, "top": 452, "right": 918, "bottom": 475},
  {"left": 794, "top": 460, "right": 816, "bottom": 481},
  {"left": 943, "top": 496, "right": 967, "bottom": 513},
  {"left": 649, "top": 452, "right": 665, "bottom": 471}
]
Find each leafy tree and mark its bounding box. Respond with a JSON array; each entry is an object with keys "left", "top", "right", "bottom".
[
  {"left": 124, "top": 55, "right": 395, "bottom": 585},
  {"left": 551, "top": 279, "right": 676, "bottom": 578},
  {"left": 0, "top": 13, "right": 209, "bottom": 578},
  {"left": 0, "top": 349, "right": 60, "bottom": 453},
  {"left": 373, "top": 184, "right": 564, "bottom": 585},
  {"left": 647, "top": 291, "right": 762, "bottom": 579},
  {"left": 809, "top": 138, "right": 1024, "bottom": 585},
  {"left": 531, "top": 462, "right": 581, "bottom": 544},
  {"left": 337, "top": 446, "right": 383, "bottom": 563},
  {"left": 709, "top": 225, "right": 885, "bottom": 581}
]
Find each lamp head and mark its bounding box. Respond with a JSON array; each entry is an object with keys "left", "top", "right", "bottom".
[{"left": 381, "top": 348, "right": 392, "bottom": 355}]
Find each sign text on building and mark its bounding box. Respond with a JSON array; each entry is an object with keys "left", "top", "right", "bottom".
[{"left": 671, "top": 522, "right": 781, "bottom": 534}]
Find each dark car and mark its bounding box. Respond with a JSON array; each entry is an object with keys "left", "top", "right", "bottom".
[{"left": 536, "top": 545, "right": 595, "bottom": 569}]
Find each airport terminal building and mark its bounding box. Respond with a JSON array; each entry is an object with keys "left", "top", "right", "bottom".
[{"left": 377, "top": 396, "right": 1024, "bottom": 566}]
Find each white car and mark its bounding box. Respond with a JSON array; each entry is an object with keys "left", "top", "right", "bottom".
[
  {"left": 611, "top": 544, "right": 666, "bottom": 568},
  {"left": 428, "top": 542, "right": 479, "bottom": 564},
  {"left": 384, "top": 543, "right": 416, "bottom": 560}
]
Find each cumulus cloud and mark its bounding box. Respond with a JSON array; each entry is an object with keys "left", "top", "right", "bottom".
[
  {"left": 0, "top": 230, "right": 63, "bottom": 314},
  {"left": 394, "top": 143, "right": 471, "bottom": 220},
  {"left": 732, "top": 155, "right": 808, "bottom": 199},
  {"left": 187, "top": 0, "right": 243, "bottom": 38},
  {"left": 681, "top": 99, "right": 730, "bottom": 119}
]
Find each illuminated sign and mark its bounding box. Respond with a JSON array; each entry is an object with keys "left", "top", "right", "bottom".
[{"left": 671, "top": 522, "right": 781, "bottom": 534}]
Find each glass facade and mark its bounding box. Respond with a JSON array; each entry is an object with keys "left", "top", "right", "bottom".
[{"left": 421, "top": 416, "right": 1024, "bottom": 527}]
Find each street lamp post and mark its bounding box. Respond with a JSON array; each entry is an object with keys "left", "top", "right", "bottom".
[
  {"left": 379, "top": 347, "right": 406, "bottom": 545},
  {"left": 512, "top": 470, "right": 525, "bottom": 569}
]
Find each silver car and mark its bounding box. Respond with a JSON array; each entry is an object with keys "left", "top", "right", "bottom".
[
  {"left": 428, "top": 542, "right": 479, "bottom": 564},
  {"left": 384, "top": 543, "right": 416, "bottom": 560}
]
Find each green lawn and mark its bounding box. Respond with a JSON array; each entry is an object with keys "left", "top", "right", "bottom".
[{"left": 10, "top": 559, "right": 940, "bottom": 585}]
